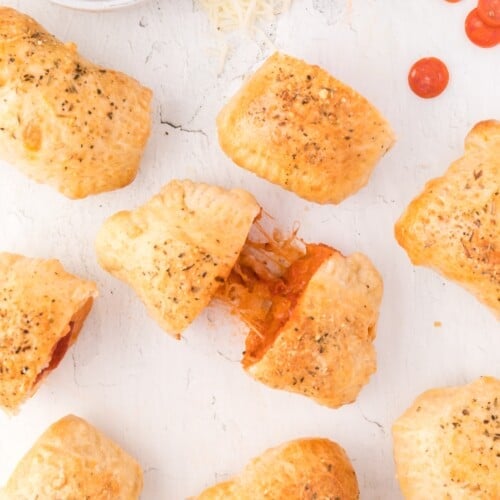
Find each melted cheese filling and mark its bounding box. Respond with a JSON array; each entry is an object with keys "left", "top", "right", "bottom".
[{"left": 216, "top": 221, "right": 335, "bottom": 366}]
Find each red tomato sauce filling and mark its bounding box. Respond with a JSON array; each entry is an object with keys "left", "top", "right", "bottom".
[
  {"left": 33, "top": 298, "right": 93, "bottom": 386},
  {"left": 34, "top": 329, "right": 73, "bottom": 385},
  {"left": 215, "top": 217, "right": 335, "bottom": 367}
]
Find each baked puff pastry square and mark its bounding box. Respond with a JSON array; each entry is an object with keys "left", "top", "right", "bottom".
[
  {"left": 1, "top": 415, "right": 143, "bottom": 499},
  {"left": 0, "top": 7, "right": 152, "bottom": 198},
  {"left": 392, "top": 377, "right": 500, "bottom": 499},
  {"left": 240, "top": 250, "right": 382, "bottom": 408},
  {"left": 217, "top": 52, "right": 395, "bottom": 204},
  {"left": 194, "top": 438, "right": 359, "bottom": 500},
  {"left": 395, "top": 120, "right": 499, "bottom": 317},
  {"left": 0, "top": 253, "right": 97, "bottom": 413},
  {"left": 95, "top": 180, "right": 261, "bottom": 337},
  {"left": 96, "top": 179, "right": 382, "bottom": 408}
]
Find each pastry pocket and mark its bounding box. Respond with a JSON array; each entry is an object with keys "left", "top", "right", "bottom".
[
  {"left": 193, "top": 438, "right": 359, "bottom": 499},
  {"left": 96, "top": 179, "right": 382, "bottom": 408},
  {"left": 95, "top": 180, "right": 261, "bottom": 337},
  {"left": 217, "top": 52, "right": 395, "bottom": 204},
  {"left": 238, "top": 251, "right": 382, "bottom": 408},
  {"left": 0, "top": 253, "right": 97, "bottom": 413},
  {"left": 395, "top": 120, "right": 500, "bottom": 317},
  {"left": 0, "top": 7, "right": 152, "bottom": 198},
  {"left": 392, "top": 377, "right": 500, "bottom": 499},
  {"left": 1, "top": 414, "right": 143, "bottom": 499}
]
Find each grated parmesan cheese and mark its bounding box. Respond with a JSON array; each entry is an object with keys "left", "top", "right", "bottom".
[
  {"left": 199, "top": 0, "right": 292, "bottom": 71},
  {"left": 200, "top": 0, "right": 291, "bottom": 35}
]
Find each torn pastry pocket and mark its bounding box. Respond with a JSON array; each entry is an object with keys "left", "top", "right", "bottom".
[{"left": 96, "top": 179, "right": 383, "bottom": 408}]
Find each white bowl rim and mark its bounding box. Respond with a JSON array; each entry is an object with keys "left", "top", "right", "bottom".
[{"left": 50, "top": 0, "right": 145, "bottom": 11}]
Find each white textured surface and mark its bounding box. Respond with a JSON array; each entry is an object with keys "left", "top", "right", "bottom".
[{"left": 0, "top": 1, "right": 498, "bottom": 499}]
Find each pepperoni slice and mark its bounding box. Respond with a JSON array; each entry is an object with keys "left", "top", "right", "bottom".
[
  {"left": 465, "top": 8, "right": 500, "bottom": 47},
  {"left": 445, "top": 0, "right": 461, "bottom": 3},
  {"left": 477, "top": 0, "right": 500, "bottom": 27},
  {"left": 408, "top": 57, "right": 450, "bottom": 99}
]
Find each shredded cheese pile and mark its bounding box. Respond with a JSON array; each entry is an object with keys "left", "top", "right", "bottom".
[
  {"left": 199, "top": 0, "right": 292, "bottom": 71},
  {"left": 200, "top": 0, "right": 291, "bottom": 35}
]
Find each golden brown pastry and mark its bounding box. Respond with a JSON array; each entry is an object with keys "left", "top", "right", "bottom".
[
  {"left": 194, "top": 438, "right": 360, "bottom": 499},
  {"left": 1, "top": 414, "right": 143, "bottom": 499},
  {"left": 395, "top": 120, "right": 499, "bottom": 317},
  {"left": 96, "top": 179, "right": 382, "bottom": 408},
  {"left": 240, "top": 249, "right": 382, "bottom": 408},
  {"left": 95, "top": 180, "right": 261, "bottom": 337},
  {"left": 392, "top": 376, "right": 500, "bottom": 499},
  {"left": 0, "top": 7, "right": 152, "bottom": 198},
  {"left": 0, "top": 253, "right": 97, "bottom": 412},
  {"left": 217, "top": 52, "right": 395, "bottom": 204}
]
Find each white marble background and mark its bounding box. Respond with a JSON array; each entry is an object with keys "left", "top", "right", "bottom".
[{"left": 0, "top": 1, "right": 498, "bottom": 498}]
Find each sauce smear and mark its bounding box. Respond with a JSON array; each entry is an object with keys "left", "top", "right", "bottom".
[
  {"left": 465, "top": 8, "right": 500, "bottom": 47},
  {"left": 408, "top": 57, "right": 450, "bottom": 99}
]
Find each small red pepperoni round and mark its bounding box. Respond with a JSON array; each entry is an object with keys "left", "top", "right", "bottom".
[
  {"left": 408, "top": 57, "right": 450, "bottom": 99},
  {"left": 465, "top": 8, "right": 500, "bottom": 47},
  {"left": 477, "top": 0, "right": 500, "bottom": 27},
  {"left": 445, "top": 0, "right": 461, "bottom": 3}
]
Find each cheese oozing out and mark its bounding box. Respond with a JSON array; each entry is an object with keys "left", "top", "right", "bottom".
[{"left": 215, "top": 214, "right": 335, "bottom": 367}]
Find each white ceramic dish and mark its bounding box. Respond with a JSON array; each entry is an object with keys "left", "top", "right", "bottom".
[{"left": 50, "top": 0, "right": 144, "bottom": 11}]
